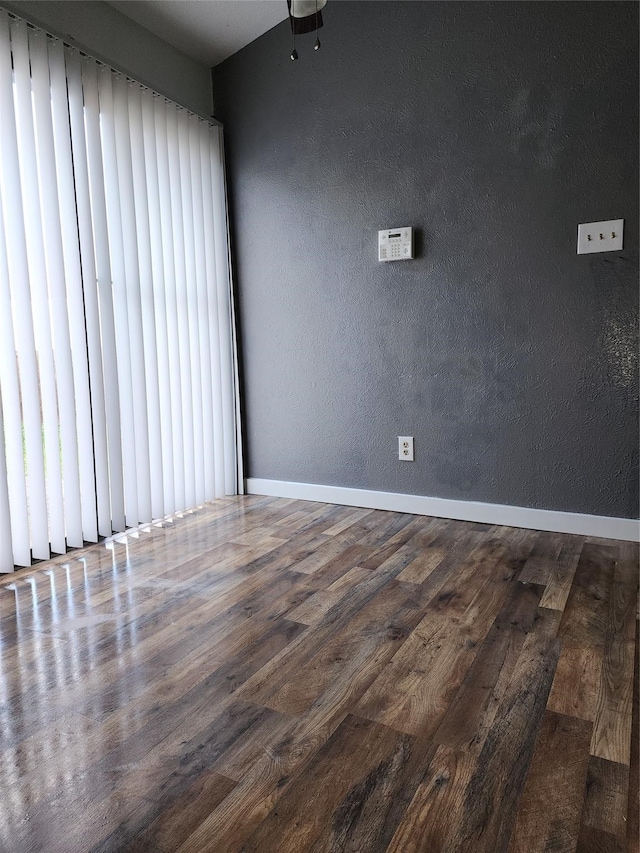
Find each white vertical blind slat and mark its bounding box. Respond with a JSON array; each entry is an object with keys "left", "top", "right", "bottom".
[
  {"left": 154, "top": 98, "right": 185, "bottom": 513},
  {"left": 190, "top": 116, "right": 215, "bottom": 502},
  {"left": 66, "top": 52, "right": 115, "bottom": 537},
  {"left": 178, "top": 110, "right": 204, "bottom": 506},
  {"left": 199, "top": 125, "right": 224, "bottom": 499},
  {"left": 50, "top": 41, "right": 98, "bottom": 544},
  {"left": 0, "top": 193, "right": 29, "bottom": 568},
  {"left": 141, "top": 90, "right": 175, "bottom": 517},
  {"left": 210, "top": 127, "right": 237, "bottom": 495},
  {"left": 97, "top": 64, "right": 140, "bottom": 528},
  {"left": 166, "top": 106, "right": 196, "bottom": 509},
  {"left": 128, "top": 84, "right": 164, "bottom": 520},
  {"left": 0, "top": 391, "right": 13, "bottom": 572},
  {"left": 0, "top": 14, "right": 49, "bottom": 560},
  {"left": 30, "top": 28, "right": 84, "bottom": 549},
  {"left": 80, "top": 58, "right": 126, "bottom": 533},
  {"left": 112, "top": 73, "right": 152, "bottom": 524},
  {"left": 12, "top": 19, "right": 65, "bottom": 555}
]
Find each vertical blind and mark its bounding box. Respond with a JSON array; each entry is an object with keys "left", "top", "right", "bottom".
[{"left": 0, "top": 11, "right": 238, "bottom": 572}]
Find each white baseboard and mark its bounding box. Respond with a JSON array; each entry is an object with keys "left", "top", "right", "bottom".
[{"left": 246, "top": 478, "right": 640, "bottom": 543}]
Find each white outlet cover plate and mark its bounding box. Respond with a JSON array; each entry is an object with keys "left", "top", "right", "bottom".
[
  {"left": 398, "top": 435, "right": 414, "bottom": 461},
  {"left": 577, "top": 219, "right": 624, "bottom": 254}
]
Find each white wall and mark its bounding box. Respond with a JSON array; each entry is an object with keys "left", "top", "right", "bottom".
[{"left": 3, "top": 0, "right": 212, "bottom": 116}]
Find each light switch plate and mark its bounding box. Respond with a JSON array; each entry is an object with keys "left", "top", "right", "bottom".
[{"left": 577, "top": 219, "right": 624, "bottom": 254}]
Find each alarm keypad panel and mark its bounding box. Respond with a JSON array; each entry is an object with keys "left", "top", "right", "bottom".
[{"left": 378, "top": 227, "right": 413, "bottom": 262}]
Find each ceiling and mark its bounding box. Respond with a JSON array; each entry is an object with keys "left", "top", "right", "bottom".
[{"left": 107, "top": 1, "right": 290, "bottom": 68}]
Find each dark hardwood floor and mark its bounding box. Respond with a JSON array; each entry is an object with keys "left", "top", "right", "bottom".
[{"left": 0, "top": 495, "right": 637, "bottom": 853}]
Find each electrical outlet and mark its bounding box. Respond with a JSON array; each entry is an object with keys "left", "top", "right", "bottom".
[
  {"left": 577, "top": 219, "right": 624, "bottom": 254},
  {"left": 398, "top": 436, "right": 414, "bottom": 461}
]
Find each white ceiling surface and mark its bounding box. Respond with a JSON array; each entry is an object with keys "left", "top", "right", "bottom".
[{"left": 108, "top": 1, "right": 290, "bottom": 67}]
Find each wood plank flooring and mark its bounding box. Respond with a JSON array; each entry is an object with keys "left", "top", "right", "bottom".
[{"left": 0, "top": 495, "right": 637, "bottom": 853}]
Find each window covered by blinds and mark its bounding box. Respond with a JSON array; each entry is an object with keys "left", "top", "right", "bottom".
[{"left": 0, "top": 11, "right": 238, "bottom": 572}]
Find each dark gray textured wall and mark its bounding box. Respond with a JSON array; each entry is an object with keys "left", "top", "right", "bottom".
[{"left": 215, "top": 1, "right": 639, "bottom": 519}]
